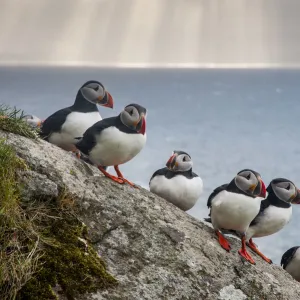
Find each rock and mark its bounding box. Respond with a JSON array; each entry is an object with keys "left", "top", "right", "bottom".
[{"left": 1, "top": 129, "right": 300, "bottom": 300}]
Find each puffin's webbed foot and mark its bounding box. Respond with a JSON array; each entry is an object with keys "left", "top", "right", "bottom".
[
  {"left": 239, "top": 235, "right": 256, "bottom": 264},
  {"left": 114, "top": 165, "right": 138, "bottom": 188},
  {"left": 247, "top": 238, "right": 272, "bottom": 264},
  {"left": 216, "top": 230, "right": 231, "bottom": 252},
  {"left": 98, "top": 166, "right": 124, "bottom": 184}
]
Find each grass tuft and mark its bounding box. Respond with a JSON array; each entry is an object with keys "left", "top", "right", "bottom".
[
  {"left": 0, "top": 139, "right": 41, "bottom": 300},
  {"left": 0, "top": 105, "right": 40, "bottom": 139}
]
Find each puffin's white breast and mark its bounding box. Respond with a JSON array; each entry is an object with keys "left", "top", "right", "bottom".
[
  {"left": 246, "top": 205, "right": 292, "bottom": 240},
  {"left": 285, "top": 248, "right": 300, "bottom": 281},
  {"left": 88, "top": 126, "right": 146, "bottom": 166},
  {"left": 211, "top": 191, "right": 261, "bottom": 233},
  {"left": 149, "top": 174, "right": 203, "bottom": 211},
  {"left": 49, "top": 111, "right": 101, "bottom": 150}
]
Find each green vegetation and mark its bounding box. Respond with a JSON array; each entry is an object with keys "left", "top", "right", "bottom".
[
  {"left": 0, "top": 105, "right": 40, "bottom": 139},
  {"left": 0, "top": 139, "right": 40, "bottom": 300},
  {"left": 0, "top": 111, "right": 117, "bottom": 299}
]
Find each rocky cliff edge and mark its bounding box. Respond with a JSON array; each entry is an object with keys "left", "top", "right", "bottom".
[{"left": 1, "top": 129, "right": 300, "bottom": 300}]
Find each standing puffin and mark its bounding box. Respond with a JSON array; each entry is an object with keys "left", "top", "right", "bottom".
[
  {"left": 281, "top": 246, "right": 300, "bottom": 282},
  {"left": 242, "top": 178, "right": 300, "bottom": 264},
  {"left": 75, "top": 103, "right": 146, "bottom": 187},
  {"left": 209, "top": 169, "right": 266, "bottom": 264},
  {"left": 149, "top": 150, "right": 203, "bottom": 211},
  {"left": 40, "top": 80, "right": 114, "bottom": 157},
  {"left": 205, "top": 169, "right": 265, "bottom": 221}
]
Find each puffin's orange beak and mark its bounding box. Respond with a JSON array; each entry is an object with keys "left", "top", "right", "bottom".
[
  {"left": 98, "top": 91, "right": 114, "bottom": 108},
  {"left": 259, "top": 179, "right": 266, "bottom": 198},
  {"left": 137, "top": 116, "right": 146, "bottom": 135},
  {"left": 291, "top": 189, "right": 300, "bottom": 204},
  {"left": 166, "top": 154, "right": 177, "bottom": 169}
]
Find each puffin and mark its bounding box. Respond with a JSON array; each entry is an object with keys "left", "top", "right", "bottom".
[
  {"left": 205, "top": 169, "right": 265, "bottom": 222},
  {"left": 75, "top": 103, "right": 146, "bottom": 187},
  {"left": 22, "top": 114, "right": 43, "bottom": 128},
  {"left": 209, "top": 169, "right": 266, "bottom": 264},
  {"left": 149, "top": 150, "right": 203, "bottom": 211},
  {"left": 39, "top": 80, "right": 114, "bottom": 157},
  {"left": 281, "top": 246, "right": 300, "bottom": 282},
  {"left": 241, "top": 178, "right": 300, "bottom": 264}
]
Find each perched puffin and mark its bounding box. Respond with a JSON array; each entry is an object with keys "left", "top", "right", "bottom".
[
  {"left": 209, "top": 169, "right": 266, "bottom": 264},
  {"left": 22, "top": 114, "right": 43, "bottom": 128},
  {"left": 281, "top": 246, "right": 300, "bottom": 282},
  {"left": 149, "top": 150, "right": 203, "bottom": 211},
  {"left": 205, "top": 169, "right": 265, "bottom": 221},
  {"left": 39, "top": 80, "right": 114, "bottom": 157},
  {"left": 241, "top": 178, "right": 300, "bottom": 264},
  {"left": 75, "top": 103, "right": 146, "bottom": 187}
]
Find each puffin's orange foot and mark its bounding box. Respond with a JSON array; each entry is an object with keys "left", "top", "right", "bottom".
[
  {"left": 238, "top": 248, "right": 256, "bottom": 264},
  {"left": 118, "top": 177, "right": 138, "bottom": 188},
  {"left": 74, "top": 151, "right": 81, "bottom": 159},
  {"left": 108, "top": 175, "right": 125, "bottom": 184},
  {"left": 98, "top": 166, "right": 124, "bottom": 184},
  {"left": 216, "top": 230, "right": 231, "bottom": 252},
  {"left": 114, "top": 165, "right": 138, "bottom": 188},
  {"left": 247, "top": 238, "right": 272, "bottom": 264}
]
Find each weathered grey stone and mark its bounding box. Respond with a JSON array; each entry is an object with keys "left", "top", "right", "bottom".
[
  {"left": 2, "top": 130, "right": 300, "bottom": 300},
  {"left": 17, "top": 170, "right": 59, "bottom": 201}
]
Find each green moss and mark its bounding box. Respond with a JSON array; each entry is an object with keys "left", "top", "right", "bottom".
[
  {"left": 0, "top": 139, "right": 40, "bottom": 300},
  {"left": 0, "top": 105, "right": 40, "bottom": 139},
  {"left": 18, "top": 215, "right": 117, "bottom": 300},
  {"left": 0, "top": 134, "right": 117, "bottom": 299}
]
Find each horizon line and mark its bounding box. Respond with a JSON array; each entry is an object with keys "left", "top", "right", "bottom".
[{"left": 0, "top": 61, "right": 300, "bottom": 69}]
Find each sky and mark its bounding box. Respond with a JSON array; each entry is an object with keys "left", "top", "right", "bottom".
[{"left": 0, "top": 0, "right": 300, "bottom": 68}]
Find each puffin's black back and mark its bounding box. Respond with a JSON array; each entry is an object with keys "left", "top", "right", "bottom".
[
  {"left": 40, "top": 108, "right": 73, "bottom": 140},
  {"left": 75, "top": 116, "right": 118, "bottom": 155},
  {"left": 149, "top": 167, "right": 198, "bottom": 185},
  {"left": 76, "top": 114, "right": 146, "bottom": 155},
  {"left": 281, "top": 246, "right": 299, "bottom": 269},
  {"left": 40, "top": 83, "right": 99, "bottom": 139},
  {"left": 207, "top": 183, "right": 229, "bottom": 208}
]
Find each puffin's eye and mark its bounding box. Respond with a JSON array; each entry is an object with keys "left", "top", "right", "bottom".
[
  {"left": 246, "top": 173, "right": 251, "bottom": 180},
  {"left": 129, "top": 110, "right": 134, "bottom": 116},
  {"left": 286, "top": 184, "right": 290, "bottom": 190},
  {"left": 183, "top": 156, "right": 186, "bottom": 162},
  {"left": 94, "top": 86, "right": 99, "bottom": 91}
]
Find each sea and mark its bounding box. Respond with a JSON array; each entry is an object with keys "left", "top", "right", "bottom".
[{"left": 0, "top": 66, "right": 299, "bottom": 264}]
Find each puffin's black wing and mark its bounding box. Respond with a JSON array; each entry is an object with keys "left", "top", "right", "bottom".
[
  {"left": 207, "top": 183, "right": 229, "bottom": 208},
  {"left": 249, "top": 199, "right": 271, "bottom": 226},
  {"left": 40, "top": 108, "right": 72, "bottom": 140},
  {"left": 203, "top": 183, "right": 228, "bottom": 222},
  {"left": 281, "top": 246, "right": 299, "bottom": 269},
  {"left": 149, "top": 167, "right": 168, "bottom": 184},
  {"left": 75, "top": 116, "right": 117, "bottom": 155}
]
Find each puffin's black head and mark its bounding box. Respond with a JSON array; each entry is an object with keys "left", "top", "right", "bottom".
[
  {"left": 234, "top": 169, "right": 266, "bottom": 198},
  {"left": 267, "top": 178, "right": 300, "bottom": 204},
  {"left": 120, "top": 103, "right": 146, "bottom": 135},
  {"left": 166, "top": 150, "right": 193, "bottom": 172},
  {"left": 77, "top": 80, "right": 114, "bottom": 108}
]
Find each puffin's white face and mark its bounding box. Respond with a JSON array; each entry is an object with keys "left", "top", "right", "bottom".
[
  {"left": 235, "top": 169, "right": 266, "bottom": 197},
  {"left": 80, "top": 81, "right": 114, "bottom": 108},
  {"left": 120, "top": 104, "right": 146, "bottom": 135},
  {"left": 271, "top": 179, "right": 300, "bottom": 204},
  {"left": 166, "top": 151, "right": 193, "bottom": 172}
]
